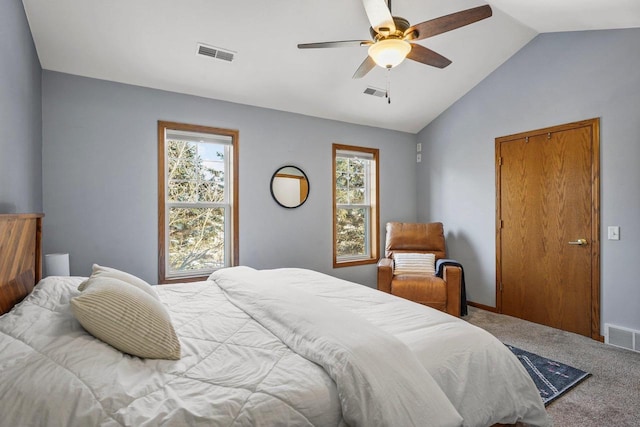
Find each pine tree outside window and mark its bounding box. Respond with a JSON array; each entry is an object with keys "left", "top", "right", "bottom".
[
  {"left": 333, "top": 144, "right": 379, "bottom": 267},
  {"left": 158, "top": 121, "right": 238, "bottom": 283}
]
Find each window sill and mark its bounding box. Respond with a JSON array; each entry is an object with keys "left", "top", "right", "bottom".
[
  {"left": 158, "top": 275, "right": 210, "bottom": 285},
  {"left": 333, "top": 258, "right": 378, "bottom": 268}
]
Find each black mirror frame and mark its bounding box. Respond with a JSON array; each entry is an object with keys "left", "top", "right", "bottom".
[{"left": 270, "top": 165, "right": 310, "bottom": 209}]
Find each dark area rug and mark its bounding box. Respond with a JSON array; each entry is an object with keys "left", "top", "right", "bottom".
[{"left": 506, "top": 344, "right": 591, "bottom": 405}]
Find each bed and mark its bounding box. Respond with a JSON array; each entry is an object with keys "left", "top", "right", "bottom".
[{"left": 0, "top": 213, "right": 549, "bottom": 426}]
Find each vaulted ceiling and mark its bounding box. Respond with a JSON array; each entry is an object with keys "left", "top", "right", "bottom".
[{"left": 22, "top": 0, "right": 640, "bottom": 133}]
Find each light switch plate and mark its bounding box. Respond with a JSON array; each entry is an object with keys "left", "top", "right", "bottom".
[
  {"left": 608, "top": 226, "right": 620, "bottom": 240},
  {"left": 417, "top": 153, "right": 422, "bottom": 163},
  {"left": 417, "top": 143, "right": 422, "bottom": 152}
]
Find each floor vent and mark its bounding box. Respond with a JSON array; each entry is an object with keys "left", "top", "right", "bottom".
[
  {"left": 196, "top": 43, "right": 235, "bottom": 62},
  {"left": 363, "top": 86, "right": 386, "bottom": 97},
  {"left": 605, "top": 324, "right": 640, "bottom": 353}
]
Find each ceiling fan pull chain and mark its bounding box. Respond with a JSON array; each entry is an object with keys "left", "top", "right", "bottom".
[{"left": 386, "top": 68, "right": 392, "bottom": 104}]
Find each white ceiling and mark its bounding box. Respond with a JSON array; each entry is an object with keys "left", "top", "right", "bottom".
[{"left": 22, "top": 0, "right": 640, "bottom": 133}]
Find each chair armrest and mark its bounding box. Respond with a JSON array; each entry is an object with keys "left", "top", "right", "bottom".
[
  {"left": 377, "top": 258, "right": 393, "bottom": 293},
  {"left": 443, "top": 265, "right": 462, "bottom": 317}
]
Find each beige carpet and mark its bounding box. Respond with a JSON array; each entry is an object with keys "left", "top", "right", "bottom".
[{"left": 465, "top": 306, "right": 640, "bottom": 426}]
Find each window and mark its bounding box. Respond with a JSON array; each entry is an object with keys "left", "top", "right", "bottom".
[
  {"left": 333, "top": 143, "right": 379, "bottom": 267},
  {"left": 158, "top": 121, "right": 238, "bottom": 283}
]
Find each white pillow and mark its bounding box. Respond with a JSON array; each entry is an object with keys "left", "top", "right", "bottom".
[
  {"left": 393, "top": 253, "right": 436, "bottom": 276},
  {"left": 78, "top": 264, "right": 158, "bottom": 300},
  {"left": 70, "top": 277, "right": 181, "bottom": 360}
]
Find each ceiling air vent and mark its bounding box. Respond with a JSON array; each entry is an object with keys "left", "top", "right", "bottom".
[
  {"left": 196, "top": 43, "right": 236, "bottom": 62},
  {"left": 363, "top": 87, "right": 386, "bottom": 98}
]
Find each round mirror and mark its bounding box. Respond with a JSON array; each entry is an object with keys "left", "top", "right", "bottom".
[{"left": 270, "top": 166, "right": 310, "bottom": 208}]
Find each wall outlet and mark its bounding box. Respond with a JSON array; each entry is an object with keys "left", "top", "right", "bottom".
[
  {"left": 608, "top": 226, "right": 620, "bottom": 240},
  {"left": 417, "top": 153, "right": 422, "bottom": 163},
  {"left": 417, "top": 143, "right": 422, "bottom": 152}
]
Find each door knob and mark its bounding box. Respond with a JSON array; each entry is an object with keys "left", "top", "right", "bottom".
[{"left": 568, "top": 238, "right": 588, "bottom": 246}]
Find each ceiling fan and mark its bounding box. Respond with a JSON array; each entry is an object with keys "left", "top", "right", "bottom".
[{"left": 298, "top": 0, "right": 492, "bottom": 79}]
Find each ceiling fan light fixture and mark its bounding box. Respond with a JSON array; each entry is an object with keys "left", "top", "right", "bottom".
[{"left": 368, "top": 39, "right": 411, "bottom": 69}]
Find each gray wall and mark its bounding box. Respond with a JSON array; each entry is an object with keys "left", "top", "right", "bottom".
[
  {"left": 42, "top": 71, "right": 417, "bottom": 287},
  {"left": 0, "top": 0, "right": 42, "bottom": 213},
  {"left": 417, "top": 28, "right": 640, "bottom": 332}
]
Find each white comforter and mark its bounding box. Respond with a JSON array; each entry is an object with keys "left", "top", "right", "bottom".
[
  {"left": 0, "top": 268, "right": 550, "bottom": 427},
  {"left": 213, "top": 267, "right": 462, "bottom": 427}
]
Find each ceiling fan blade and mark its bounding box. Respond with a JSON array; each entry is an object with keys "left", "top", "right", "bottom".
[
  {"left": 362, "top": 0, "right": 396, "bottom": 34},
  {"left": 407, "top": 44, "right": 452, "bottom": 69},
  {"left": 298, "top": 40, "right": 372, "bottom": 49},
  {"left": 405, "top": 5, "right": 492, "bottom": 41},
  {"left": 352, "top": 56, "right": 376, "bottom": 79}
]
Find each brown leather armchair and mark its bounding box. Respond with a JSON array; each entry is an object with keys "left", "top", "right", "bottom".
[{"left": 377, "top": 222, "right": 462, "bottom": 317}]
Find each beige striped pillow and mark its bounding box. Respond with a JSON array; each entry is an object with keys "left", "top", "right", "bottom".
[
  {"left": 70, "top": 277, "right": 181, "bottom": 360},
  {"left": 393, "top": 253, "right": 436, "bottom": 276},
  {"left": 78, "top": 264, "right": 159, "bottom": 300}
]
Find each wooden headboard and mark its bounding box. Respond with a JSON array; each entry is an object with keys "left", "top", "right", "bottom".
[{"left": 0, "top": 213, "right": 44, "bottom": 315}]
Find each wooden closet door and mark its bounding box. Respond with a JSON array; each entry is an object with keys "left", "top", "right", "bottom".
[{"left": 496, "top": 119, "right": 600, "bottom": 339}]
